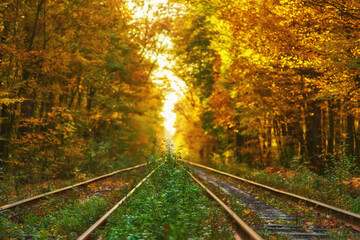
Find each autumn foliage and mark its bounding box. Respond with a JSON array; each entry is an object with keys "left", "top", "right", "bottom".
[
  {"left": 172, "top": 0, "right": 360, "bottom": 172},
  {"left": 0, "top": 0, "right": 165, "bottom": 186},
  {"left": 1, "top": 0, "right": 359, "bottom": 193}
]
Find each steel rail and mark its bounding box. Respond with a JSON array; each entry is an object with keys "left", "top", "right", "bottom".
[
  {"left": 77, "top": 162, "right": 164, "bottom": 240},
  {"left": 190, "top": 173, "right": 264, "bottom": 240},
  {"left": 0, "top": 163, "right": 147, "bottom": 212},
  {"left": 180, "top": 160, "right": 360, "bottom": 231}
]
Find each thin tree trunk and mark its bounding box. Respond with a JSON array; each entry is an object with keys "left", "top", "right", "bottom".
[
  {"left": 235, "top": 131, "right": 243, "bottom": 162},
  {"left": 355, "top": 118, "right": 360, "bottom": 165},
  {"left": 87, "top": 88, "right": 96, "bottom": 112},
  {"left": 27, "top": 0, "right": 46, "bottom": 51},
  {"left": 68, "top": 78, "right": 81, "bottom": 109},
  {"left": 346, "top": 113, "right": 355, "bottom": 156},
  {"left": 305, "top": 100, "right": 323, "bottom": 171},
  {"left": 328, "top": 100, "right": 335, "bottom": 155}
]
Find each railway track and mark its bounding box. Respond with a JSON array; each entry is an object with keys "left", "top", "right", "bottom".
[
  {"left": 76, "top": 161, "right": 263, "bottom": 240},
  {"left": 5, "top": 158, "right": 358, "bottom": 239},
  {"left": 181, "top": 159, "right": 360, "bottom": 239},
  {"left": 77, "top": 161, "right": 164, "bottom": 240},
  {"left": 189, "top": 172, "right": 263, "bottom": 240},
  {"left": 0, "top": 163, "right": 147, "bottom": 212}
]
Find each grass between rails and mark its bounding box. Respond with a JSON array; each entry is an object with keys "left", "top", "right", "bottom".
[
  {"left": 96, "top": 153, "right": 235, "bottom": 239},
  {"left": 0, "top": 168, "right": 147, "bottom": 239}
]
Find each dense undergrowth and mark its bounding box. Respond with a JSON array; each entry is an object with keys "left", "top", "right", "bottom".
[
  {"left": 97, "top": 152, "right": 234, "bottom": 239},
  {"left": 194, "top": 149, "right": 360, "bottom": 213}
]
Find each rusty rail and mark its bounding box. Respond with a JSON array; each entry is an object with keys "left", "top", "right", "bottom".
[
  {"left": 180, "top": 159, "right": 360, "bottom": 231},
  {"left": 190, "top": 173, "right": 264, "bottom": 240},
  {"left": 0, "top": 163, "right": 147, "bottom": 212}
]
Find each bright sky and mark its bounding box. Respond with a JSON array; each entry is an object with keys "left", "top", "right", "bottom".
[
  {"left": 127, "top": 0, "right": 186, "bottom": 136},
  {"left": 153, "top": 36, "right": 185, "bottom": 136},
  {"left": 155, "top": 60, "right": 186, "bottom": 136}
]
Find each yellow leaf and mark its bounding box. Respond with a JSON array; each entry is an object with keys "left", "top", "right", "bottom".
[{"left": 243, "top": 209, "right": 251, "bottom": 215}]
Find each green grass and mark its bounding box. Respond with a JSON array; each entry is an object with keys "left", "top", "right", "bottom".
[
  {"left": 1, "top": 153, "right": 236, "bottom": 239},
  {"left": 0, "top": 169, "right": 146, "bottom": 239},
  {"left": 0, "top": 196, "right": 110, "bottom": 239},
  {"left": 99, "top": 153, "right": 234, "bottom": 239}
]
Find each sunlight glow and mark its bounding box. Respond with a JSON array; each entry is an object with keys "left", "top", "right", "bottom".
[
  {"left": 127, "top": 0, "right": 186, "bottom": 136},
  {"left": 151, "top": 36, "right": 185, "bottom": 136},
  {"left": 127, "top": 0, "right": 170, "bottom": 20},
  {"left": 156, "top": 69, "right": 186, "bottom": 135}
]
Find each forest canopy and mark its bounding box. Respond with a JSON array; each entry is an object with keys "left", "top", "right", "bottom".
[
  {"left": 171, "top": 0, "right": 360, "bottom": 172},
  {"left": 0, "top": 0, "right": 166, "bottom": 185},
  {"left": 1, "top": 0, "right": 360, "bottom": 191}
]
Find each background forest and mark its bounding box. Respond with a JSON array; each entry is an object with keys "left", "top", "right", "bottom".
[
  {"left": 172, "top": 0, "right": 360, "bottom": 174},
  {"left": 0, "top": 0, "right": 167, "bottom": 191},
  {"left": 1, "top": 0, "right": 360, "bottom": 205}
]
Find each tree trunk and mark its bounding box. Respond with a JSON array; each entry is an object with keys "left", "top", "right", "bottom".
[
  {"left": 327, "top": 100, "right": 335, "bottom": 155},
  {"left": 346, "top": 113, "right": 355, "bottom": 156},
  {"left": 235, "top": 131, "right": 244, "bottom": 162},
  {"left": 26, "top": 0, "right": 46, "bottom": 51},
  {"left": 0, "top": 105, "right": 11, "bottom": 165},
  {"left": 355, "top": 118, "right": 360, "bottom": 165},
  {"left": 87, "top": 88, "right": 96, "bottom": 112},
  {"left": 305, "top": 100, "right": 323, "bottom": 171}
]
